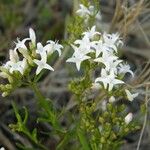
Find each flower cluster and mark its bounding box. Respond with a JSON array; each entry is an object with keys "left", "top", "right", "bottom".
[
  {"left": 66, "top": 25, "right": 135, "bottom": 92},
  {"left": 76, "top": 4, "right": 101, "bottom": 22},
  {"left": 0, "top": 28, "right": 63, "bottom": 96}
]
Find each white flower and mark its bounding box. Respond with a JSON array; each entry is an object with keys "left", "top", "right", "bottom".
[
  {"left": 105, "top": 59, "right": 122, "bottom": 74},
  {"left": 71, "top": 44, "right": 93, "bottom": 57},
  {"left": 103, "top": 32, "right": 123, "bottom": 52},
  {"left": 125, "top": 89, "right": 138, "bottom": 101},
  {"left": 34, "top": 52, "right": 54, "bottom": 75},
  {"left": 14, "top": 37, "right": 29, "bottom": 50},
  {"left": 46, "top": 40, "right": 63, "bottom": 56},
  {"left": 4, "top": 49, "right": 27, "bottom": 75},
  {"left": 125, "top": 113, "right": 133, "bottom": 124},
  {"left": 118, "top": 63, "right": 134, "bottom": 77},
  {"left": 9, "top": 58, "right": 27, "bottom": 75},
  {"left": 94, "top": 52, "right": 119, "bottom": 71},
  {"left": 95, "top": 69, "right": 124, "bottom": 91},
  {"left": 36, "top": 42, "right": 46, "bottom": 56},
  {"left": 74, "top": 36, "right": 95, "bottom": 55},
  {"left": 92, "top": 40, "right": 110, "bottom": 58},
  {"left": 82, "top": 26, "right": 100, "bottom": 39},
  {"left": 29, "top": 28, "right": 36, "bottom": 45},
  {"left": 76, "top": 4, "right": 90, "bottom": 18},
  {"left": 66, "top": 51, "right": 90, "bottom": 71},
  {"left": 76, "top": 4, "right": 102, "bottom": 22},
  {"left": 88, "top": 5, "right": 102, "bottom": 20},
  {"left": 0, "top": 147, "right": 5, "bottom": 150},
  {"left": 88, "top": 5, "right": 95, "bottom": 15}
]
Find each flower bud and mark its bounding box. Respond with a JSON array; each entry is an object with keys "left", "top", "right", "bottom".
[
  {"left": 125, "top": 113, "right": 133, "bottom": 124},
  {"left": 109, "top": 96, "right": 115, "bottom": 103},
  {"left": 2, "top": 92, "right": 9, "bottom": 97}
]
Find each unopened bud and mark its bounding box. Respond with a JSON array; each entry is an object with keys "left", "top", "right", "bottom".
[
  {"left": 109, "top": 96, "right": 115, "bottom": 103},
  {"left": 125, "top": 112, "right": 133, "bottom": 124},
  {"left": 2, "top": 92, "right": 9, "bottom": 97}
]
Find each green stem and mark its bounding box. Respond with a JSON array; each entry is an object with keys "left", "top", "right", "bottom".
[
  {"left": 30, "top": 82, "right": 45, "bottom": 102},
  {"left": 30, "top": 82, "right": 63, "bottom": 133}
]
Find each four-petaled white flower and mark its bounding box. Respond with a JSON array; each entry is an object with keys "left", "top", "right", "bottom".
[
  {"left": 95, "top": 69, "right": 124, "bottom": 91},
  {"left": 102, "top": 32, "right": 123, "bottom": 52},
  {"left": 66, "top": 51, "right": 90, "bottom": 71},
  {"left": 118, "top": 63, "right": 134, "bottom": 77},
  {"left": 9, "top": 58, "right": 27, "bottom": 75},
  {"left": 125, "top": 89, "right": 138, "bottom": 101},
  {"left": 104, "top": 59, "right": 122, "bottom": 74},
  {"left": 83, "top": 26, "right": 100, "bottom": 39},
  {"left": 94, "top": 52, "right": 119, "bottom": 71},
  {"left": 45, "top": 40, "right": 63, "bottom": 56},
  {"left": 14, "top": 38, "right": 29, "bottom": 51},
  {"left": 92, "top": 40, "right": 110, "bottom": 58},
  {"left": 125, "top": 113, "right": 133, "bottom": 124},
  {"left": 76, "top": 4, "right": 90, "bottom": 18},
  {"left": 74, "top": 36, "right": 94, "bottom": 55},
  {"left": 4, "top": 49, "right": 27, "bottom": 75},
  {"left": 34, "top": 52, "right": 54, "bottom": 75},
  {"left": 36, "top": 42, "right": 46, "bottom": 56},
  {"left": 76, "top": 4, "right": 102, "bottom": 22}
]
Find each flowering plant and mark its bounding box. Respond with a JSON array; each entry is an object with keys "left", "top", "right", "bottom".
[{"left": 0, "top": 1, "right": 142, "bottom": 150}]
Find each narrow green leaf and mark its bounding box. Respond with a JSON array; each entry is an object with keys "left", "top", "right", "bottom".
[
  {"left": 77, "top": 129, "right": 91, "bottom": 150},
  {"left": 23, "top": 106, "right": 29, "bottom": 125},
  {"left": 12, "top": 101, "right": 22, "bottom": 123},
  {"left": 32, "top": 128, "right": 38, "bottom": 142}
]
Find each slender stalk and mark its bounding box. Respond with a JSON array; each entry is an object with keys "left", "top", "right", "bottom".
[
  {"left": 30, "top": 82, "right": 63, "bottom": 133},
  {"left": 30, "top": 82, "right": 45, "bottom": 102}
]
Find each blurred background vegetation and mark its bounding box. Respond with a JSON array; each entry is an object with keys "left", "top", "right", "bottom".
[{"left": 0, "top": 0, "right": 150, "bottom": 150}]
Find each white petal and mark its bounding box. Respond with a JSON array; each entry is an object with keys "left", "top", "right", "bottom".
[
  {"left": 44, "top": 44, "right": 54, "bottom": 54},
  {"left": 125, "top": 113, "right": 133, "bottom": 124},
  {"left": 128, "top": 70, "right": 134, "bottom": 77},
  {"left": 29, "top": 28, "right": 36, "bottom": 44},
  {"left": 76, "top": 61, "right": 81, "bottom": 71},
  {"left": 114, "top": 79, "right": 124, "bottom": 85},
  {"left": 9, "top": 49, "right": 19, "bottom": 62},
  {"left": 108, "top": 83, "right": 113, "bottom": 91},
  {"left": 34, "top": 59, "right": 41, "bottom": 66},
  {"left": 40, "top": 52, "right": 47, "bottom": 63},
  {"left": 103, "top": 82, "right": 108, "bottom": 89},
  {"left": 44, "top": 63, "right": 54, "bottom": 71},
  {"left": 125, "top": 89, "right": 138, "bottom": 101},
  {"left": 66, "top": 57, "right": 76, "bottom": 63},
  {"left": 36, "top": 66, "right": 43, "bottom": 75},
  {"left": 55, "top": 48, "right": 61, "bottom": 56},
  {"left": 22, "top": 58, "right": 27, "bottom": 71}
]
